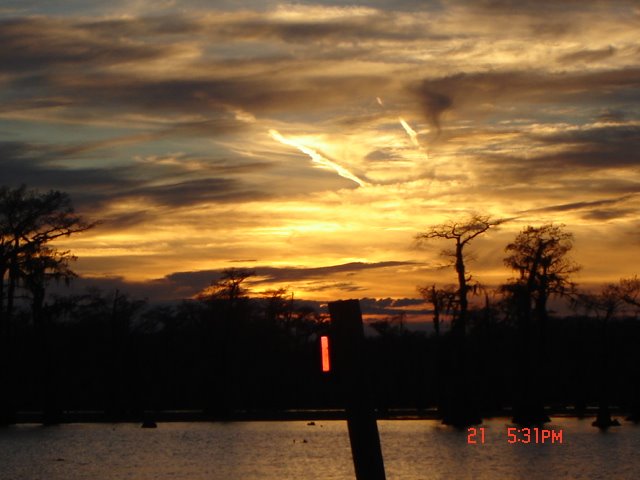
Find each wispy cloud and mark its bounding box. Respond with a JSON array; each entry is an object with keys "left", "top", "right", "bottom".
[
  {"left": 2, "top": 1, "right": 639, "bottom": 298},
  {"left": 269, "top": 129, "right": 368, "bottom": 187},
  {"left": 399, "top": 118, "right": 419, "bottom": 147}
]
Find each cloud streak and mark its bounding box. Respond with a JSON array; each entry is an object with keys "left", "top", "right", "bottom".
[{"left": 269, "top": 129, "right": 368, "bottom": 187}]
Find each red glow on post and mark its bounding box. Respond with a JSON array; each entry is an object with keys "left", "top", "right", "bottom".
[{"left": 320, "top": 335, "right": 331, "bottom": 372}]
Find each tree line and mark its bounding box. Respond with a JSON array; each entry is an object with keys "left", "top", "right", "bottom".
[
  {"left": 415, "top": 214, "right": 639, "bottom": 427},
  {"left": 1, "top": 187, "right": 639, "bottom": 427}
]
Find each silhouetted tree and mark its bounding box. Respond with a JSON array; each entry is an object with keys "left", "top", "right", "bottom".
[
  {"left": 622, "top": 276, "right": 640, "bottom": 422},
  {"left": 418, "top": 284, "right": 456, "bottom": 414},
  {"left": 44, "top": 288, "right": 147, "bottom": 419},
  {"left": 503, "top": 223, "right": 579, "bottom": 425},
  {"left": 417, "top": 214, "right": 501, "bottom": 335},
  {"left": 22, "top": 247, "right": 76, "bottom": 321},
  {"left": 416, "top": 213, "right": 501, "bottom": 426},
  {"left": 262, "top": 287, "right": 294, "bottom": 327},
  {"left": 22, "top": 246, "right": 77, "bottom": 424},
  {"left": 504, "top": 224, "right": 578, "bottom": 329},
  {"left": 597, "top": 276, "right": 640, "bottom": 422},
  {"left": 370, "top": 312, "right": 407, "bottom": 338},
  {"left": 574, "top": 282, "right": 631, "bottom": 428},
  {"left": 197, "top": 268, "right": 255, "bottom": 417},
  {"left": 0, "top": 185, "right": 93, "bottom": 425},
  {"left": 107, "top": 289, "right": 146, "bottom": 419},
  {"left": 288, "top": 304, "right": 328, "bottom": 350},
  {"left": 0, "top": 186, "right": 92, "bottom": 319},
  {"left": 419, "top": 284, "right": 457, "bottom": 339},
  {"left": 199, "top": 268, "right": 255, "bottom": 307},
  {"left": 618, "top": 276, "right": 640, "bottom": 311}
]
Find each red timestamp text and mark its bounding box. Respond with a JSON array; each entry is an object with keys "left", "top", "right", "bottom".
[{"left": 467, "top": 427, "right": 564, "bottom": 445}]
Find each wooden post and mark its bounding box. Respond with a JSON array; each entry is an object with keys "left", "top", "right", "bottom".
[{"left": 328, "top": 300, "right": 386, "bottom": 480}]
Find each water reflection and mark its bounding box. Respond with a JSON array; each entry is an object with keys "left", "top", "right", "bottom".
[{"left": 1, "top": 419, "right": 639, "bottom": 480}]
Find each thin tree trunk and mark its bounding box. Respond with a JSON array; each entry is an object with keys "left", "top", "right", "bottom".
[
  {"left": 0, "top": 264, "right": 13, "bottom": 425},
  {"left": 442, "top": 242, "right": 480, "bottom": 427},
  {"left": 1, "top": 250, "right": 18, "bottom": 425},
  {"left": 6, "top": 251, "right": 18, "bottom": 322},
  {"left": 513, "top": 245, "right": 549, "bottom": 425},
  {"left": 593, "top": 314, "right": 619, "bottom": 428},
  {"left": 455, "top": 242, "right": 467, "bottom": 335},
  {"left": 0, "top": 264, "right": 6, "bottom": 322},
  {"left": 32, "top": 280, "right": 61, "bottom": 425}
]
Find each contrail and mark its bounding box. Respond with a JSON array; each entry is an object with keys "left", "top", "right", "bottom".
[
  {"left": 399, "top": 117, "right": 430, "bottom": 160},
  {"left": 269, "top": 129, "right": 368, "bottom": 187},
  {"left": 399, "top": 117, "right": 419, "bottom": 147}
]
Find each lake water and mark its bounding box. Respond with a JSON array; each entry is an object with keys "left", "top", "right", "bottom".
[{"left": 1, "top": 417, "right": 639, "bottom": 480}]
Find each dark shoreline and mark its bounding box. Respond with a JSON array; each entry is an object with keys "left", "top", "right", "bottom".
[{"left": 6, "top": 407, "right": 636, "bottom": 424}]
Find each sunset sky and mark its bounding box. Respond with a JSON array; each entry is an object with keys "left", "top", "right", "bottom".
[{"left": 2, "top": 0, "right": 639, "bottom": 311}]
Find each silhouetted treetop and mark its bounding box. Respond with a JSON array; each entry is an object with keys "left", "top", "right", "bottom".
[
  {"left": 416, "top": 213, "right": 503, "bottom": 332},
  {"left": 576, "top": 276, "right": 640, "bottom": 320},
  {"left": 1, "top": 186, "right": 94, "bottom": 322},
  {"left": 198, "top": 268, "right": 256, "bottom": 303},
  {"left": 416, "top": 213, "right": 503, "bottom": 246},
  {"left": 619, "top": 276, "right": 640, "bottom": 309},
  {"left": 418, "top": 284, "right": 457, "bottom": 337},
  {"left": 504, "top": 223, "right": 579, "bottom": 299},
  {"left": 0, "top": 185, "right": 94, "bottom": 248}
]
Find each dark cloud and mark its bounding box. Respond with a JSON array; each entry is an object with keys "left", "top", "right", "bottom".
[
  {"left": 522, "top": 195, "right": 638, "bottom": 214},
  {"left": 519, "top": 194, "right": 640, "bottom": 221},
  {"left": 303, "top": 281, "right": 365, "bottom": 292},
  {"left": 0, "top": 140, "right": 139, "bottom": 193},
  {"left": 6, "top": 71, "right": 388, "bottom": 120},
  {"left": 558, "top": 46, "right": 616, "bottom": 64},
  {"left": 467, "top": 0, "right": 636, "bottom": 14},
  {"left": 52, "top": 262, "right": 421, "bottom": 303},
  {"left": 0, "top": 13, "right": 405, "bottom": 79},
  {"left": 161, "top": 261, "right": 418, "bottom": 294},
  {"left": 533, "top": 124, "right": 639, "bottom": 148},
  {"left": 101, "top": 210, "right": 154, "bottom": 230},
  {"left": 529, "top": 125, "right": 640, "bottom": 169},
  {"left": 359, "top": 297, "right": 430, "bottom": 316},
  {"left": 0, "top": 140, "right": 38, "bottom": 161},
  {"left": 131, "top": 178, "right": 269, "bottom": 207},
  {"left": 255, "top": 261, "right": 420, "bottom": 283},
  {"left": 218, "top": 15, "right": 455, "bottom": 44},
  {"left": 471, "top": 123, "right": 640, "bottom": 186},
  {"left": 0, "top": 18, "right": 173, "bottom": 73},
  {"left": 365, "top": 148, "right": 407, "bottom": 162},
  {"left": 448, "top": 0, "right": 637, "bottom": 42},
  {"left": 289, "top": 0, "right": 441, "bottom": 11},
  {"left": 76, "top": 16, "right": 203, "bottom": 37},
  {"left": 0, "top": 14, "right": 391, "bottom": 119},
  {"left": 48, "top": 275, "right": 191, "bottom": 303},
  {"left": 417, "top": 88, "right": 452, "bottom": 137},
  {"left": 596, "top": 109, "right": 627, "bottom": 123},
  {"left": 3, "top": 0, "right": 445, "bottom": 17},
  {"left": 49, "top": 275, "right": 432, "bottom": 324},
  {"left": 0, "top": 140, "right": 273, "bottom": 210},
  {"left": 9, "top": 13, "right": 636, "bottom": 130},
  {"left": 580, "top": 208, "right": 637, "bottom": 221},
  {"left": 414, "top": 69, "right": 640, "bottom": 118},
  {"left": 0, "top": 15, "right": 395, "bottom": 120},
  {"left": 0, "top": 97, "right": 74, "bottom": 113},
  {"left": 63, "top": 9, "right": 460, "bottom": 45}
]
